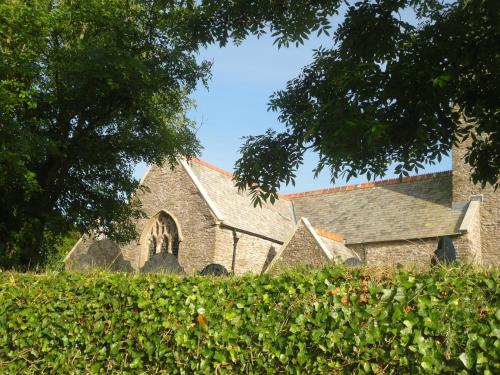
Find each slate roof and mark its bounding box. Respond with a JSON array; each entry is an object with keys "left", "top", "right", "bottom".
[
  {"left": 188, "top": 159, "right": 295, "bottom": 242},
  {"left": 186, "top": 159, "right": 464, "bottom": 246},
  {"left": 285, "top": 172, "right": 465, "bottom": 244},
  {"left": 318, "top": 235, "right": 359, "bottom": 261}
]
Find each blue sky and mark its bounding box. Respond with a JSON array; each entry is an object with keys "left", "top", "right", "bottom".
[{"left": 134, "top": 20, "right": 451, "bottom": 193}]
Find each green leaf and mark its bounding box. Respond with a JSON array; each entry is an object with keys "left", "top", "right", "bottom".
[
  {"left": 459, "top": 353, "right": 472, "bottom": 369},
  {"left": 129, "top": 358, "right": 143, "bottom": 369}
]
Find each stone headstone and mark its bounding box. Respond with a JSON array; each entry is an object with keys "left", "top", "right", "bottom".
[{"left": 200, "top": 263, "right": 229, "bottom": 276}]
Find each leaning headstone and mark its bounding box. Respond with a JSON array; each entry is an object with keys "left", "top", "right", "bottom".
[{"left": 70, "top": 239, "right": 133, "bottom": 272}]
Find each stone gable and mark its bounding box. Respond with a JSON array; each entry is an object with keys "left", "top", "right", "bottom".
[
  {"left": 266, "top": 219, "right": 332, "bottom": 273},
  {"left": 266, "top": 218, "right": 359, "bottom": 273},
  {"left": 127, "top": 163, "right": 219, "bottom": 273}
]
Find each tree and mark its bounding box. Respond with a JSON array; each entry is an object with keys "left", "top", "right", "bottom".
[
  {"left": 0, "top": 0, "right": 208, "bottom": 268},
  {"left": 232, "top": 0, "right": 500, "bottom": 205},
  {"left": 0, "top": 0, "right": 335, "bottom": 268}
]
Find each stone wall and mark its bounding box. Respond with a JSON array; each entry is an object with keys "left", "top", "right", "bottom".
[
  {"left": 350, "top": 239, "right": 437, "bottom": 267},
  {"left": 268, "top": 221, "right": 330, "bottom": 273},
  {"left": 234, "top": 232, "right": 278, "bottom": 275},
  {"left": 66, "top": 163, "right": 219, "bottom": 274},
  {"left": 454, "top": 202, "right": 482, "bottom": 264},
  {"left": 452, "top": 138, "right": 500, "bottom": 266},
  {"left": 350, "top": 234, "right": 484, "bottom": 267},
  {"left": 211, "top": 227, "right": 234, "bottom": 272},
  {"left": 213, "top": 227, "right": 278, "bottom": 275}
]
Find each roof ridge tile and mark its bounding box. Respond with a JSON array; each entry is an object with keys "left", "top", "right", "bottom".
[
  {"left": 190, "top": 158, "right": 452, "bottom": 200},
  {"left": 314, "top": 227, "right": 344, "bottom": 243},
  {"left": 191, "top": 158, "right": 234, "bottom": 178},
  {"left": 281, "top": 170, "right": 452, "bottom": 199}
]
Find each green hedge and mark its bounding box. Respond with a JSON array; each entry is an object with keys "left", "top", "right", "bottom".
[{"left": 0, "top": 266, "right": 498, "bottom": 374}]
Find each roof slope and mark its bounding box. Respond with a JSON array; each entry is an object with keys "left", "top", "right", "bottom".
[
  {"left": 188, "top": 159, "right": 295, "bottom": 242},
  {"left": 318, "top": 235, "right": 358, "bottom": 261},
  {"left": 288, "top": 173, "right": 465, "bottom": 244}
]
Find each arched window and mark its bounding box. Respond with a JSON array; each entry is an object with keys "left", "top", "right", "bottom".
[{"left": 145, "top": 211, "right": 180, "bottom": 260}]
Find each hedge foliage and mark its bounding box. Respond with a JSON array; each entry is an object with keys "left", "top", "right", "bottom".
[{"left": 0, "top": 266, "right": 499, "bottom": 374}]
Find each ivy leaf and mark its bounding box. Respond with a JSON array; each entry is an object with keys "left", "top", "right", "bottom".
[{"left": 459, "top": 353, "right": 472, "bottom": 369}]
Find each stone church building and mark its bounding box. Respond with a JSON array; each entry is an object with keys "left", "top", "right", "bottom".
[{"left": 65, "top": 141, "right": 499, "bottom": 274}]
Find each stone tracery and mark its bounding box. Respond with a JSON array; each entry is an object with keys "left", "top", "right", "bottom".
[{"left": 146, "top": 211, "right": 180, "bottom": 259}]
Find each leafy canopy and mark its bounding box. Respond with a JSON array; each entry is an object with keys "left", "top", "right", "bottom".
[
  {"left": 233, "top": 0, "right": 500, "bottom": 205},
  {"left": 0, "top": 0, "right": 208, "bottom": 267},
  {"left": 0, "top": 0, "right": 336, "bottom": 268}
]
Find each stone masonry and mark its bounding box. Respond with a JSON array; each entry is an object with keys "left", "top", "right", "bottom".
[
  {"left": 452, "top": 138, "right": 500, "bottom": 267},
  {"left": 351, "top": 239, "right": 444, "bottom": 267},
  {"left": 65, "top": 138, "right": 498, "bottom": 273},
  {"left": 267, "top": 220, "right": 331, "bottom": 273}
]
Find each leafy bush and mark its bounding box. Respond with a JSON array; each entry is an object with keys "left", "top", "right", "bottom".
[
  {"left": 0, "top": 230, "right": 81, "bottom": 272},
  {"left": 43, "top": 230, "right": 82, "bottom": 272},
  {"left": 0, "top": 266, "right": 498, "bottom": 374}
]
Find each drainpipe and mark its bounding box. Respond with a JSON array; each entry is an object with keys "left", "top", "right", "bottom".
[{"left": 231, "top": 229, "right": 240, "bottom": 273}]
